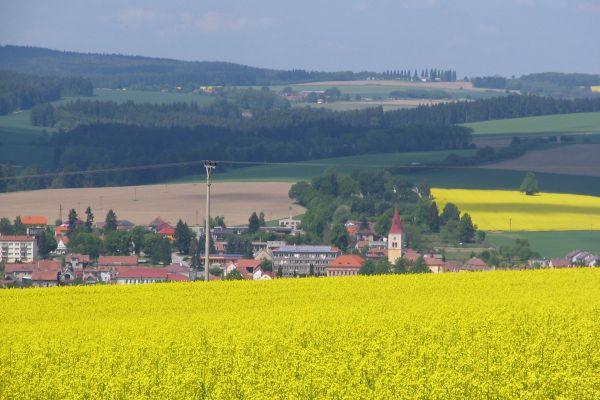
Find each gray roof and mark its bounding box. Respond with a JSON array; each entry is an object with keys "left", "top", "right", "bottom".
[{"left": 274, "top": 245, "right": 337, "bottom": 253}]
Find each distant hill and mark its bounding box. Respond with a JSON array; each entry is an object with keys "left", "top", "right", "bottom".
[
  {"left": 472, "top": 72, "right": 600, "bottom": 98},
  {"left": 0, "top": 45, "right": 366, "bottom": 88}
]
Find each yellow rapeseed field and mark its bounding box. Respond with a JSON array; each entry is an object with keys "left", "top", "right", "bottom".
[
  {"left": 2, "top": 270, "right": 600, "bottom": 399},
  {"left": 591, "top": 85, "right": 600, "bottom": 93},
  {"left": 432, "top": 188, "right": 600, "bottom": 231}
]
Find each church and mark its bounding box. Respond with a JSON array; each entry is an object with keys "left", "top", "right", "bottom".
[{"left": 387, "top": 208, "right": 404, "bottom": 264}]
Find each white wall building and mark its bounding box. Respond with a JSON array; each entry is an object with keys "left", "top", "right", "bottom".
[{"left": 0, "top": 235, "right": 37, "bottom": 263}]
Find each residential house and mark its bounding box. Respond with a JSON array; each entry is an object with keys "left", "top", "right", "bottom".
[
  {"left": 80, "top": 267, "right": 113, "bottom": 284},
  {"left": 31, "top": 260, "right": 61, "bottom": 287},
  {"left": 55, "top": 224, "right": 68, "bottom": 238},
  {"left": 31, "top": 269, "right": 59, "bottom": 287},
  {"left": 272, "top": 245, "right": 341, "bottom": 277},
  {"left": 158, "top": 226, "right": 176, "bottom": 240},
  {"left": 462, "top": 257, "right": 492, "bottom": 272},
  {"left": 21, "top": 216, "right": 48, "bottom": 236},
  {"left": 115, "top": 267, "right": 168, "bottom": 284},
  {"left": 55, "top": 236, "right": 69, "bottom": 255},
  {"left": 149, "top": 217, "right": 171, "bottom": 232},
  {"left": 326, "top": 255, "right": 365, "bottom": 277},
  {"left": 4, "top": 263, "right": 35, "bottom": 282},
  {"left": 225, "top": 259, "right": 263, "bottom": 279},
  {"left": 278, "top": 217, "right": 301, "bottom": 230},
  {"left": 0, "top": 235, "right": 37, "bottom": 262},
  {"left": 65, "top": 253, "right": 91, "bottom": 270},
  {"left": 566, "top": 250, "right": 598, "bottom": 266},
  {"left": 424, "top": 256, "right": 446, "bottom": 273},
  {"left": 549, "top": 258, "right": 571, "bottom": 268},
  {"left": 254, "top": 248, "right": 274, "bottom": 262}
]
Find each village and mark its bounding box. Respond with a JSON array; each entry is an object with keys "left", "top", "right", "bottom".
[{"left": 1, "top": 208, "right": 597, "bottom": 288}]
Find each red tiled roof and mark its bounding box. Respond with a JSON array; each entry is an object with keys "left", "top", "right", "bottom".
[
  {"left": 55, "top": 226, "right": 68, "bottom": 236},
  {"left": 465, "top": 257, "right": 488, "bottom": 268},
  {"left": 158, "top": 227, "right": 175, "bottom": 235},
  {"left": 0, "top": 235, "right": 35, "bottom": 242},
  {"left": 59, "top": 237, "right": 70, "bottom": 245},
  {"left": 328, "top": 255, "right": 365, "bottom": 269},
  {"left": 37, "top": 260, "right": 61, "bottom": 270},
  {"left": 165, "top": 264, "right": 190, "bottom": 273},
  {"left": 98, "top": 256, "right": 138, "bottom": 266},
  {"left": 424, "top": 257, "right": 445, "bottom": 266},
  {"left": 167, "top": 273, "right": 190, "bottom": 281},
  {"left": 403, "top": 249, "right": 421, "bottom": 261},
  {"left": 389, "top": 208, "right": 404, "bottom": 234},
  {"left": 5, "top": 263, "right": 35, "bottom": 273},
  {"left": 551, "top": 258, "right": 570, "bottom": 267},
  {"left": 66, "top": 253, "right": 91, "bottom": 263},
  {"left": 21, "top": 216, "right": 48, "bottom": 225},
  {"left": 116, "top": 267, "right": 168, "bottom": 279},
  {"left": 31, "top": 269, "right": 58, "bottom": 281},
  {"left": 236, "top": 259, "right": 262, "bottom": 269}
]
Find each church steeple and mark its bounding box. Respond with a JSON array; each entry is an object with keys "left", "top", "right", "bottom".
[
  {"left": 387, "top": 208, "right": 403, "bottom": 264},
  {"left": 389, "top": 208, "right": 404, "bottom": 235}
]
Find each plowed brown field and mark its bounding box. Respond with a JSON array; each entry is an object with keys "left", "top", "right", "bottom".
[{"left": 0, "top": 182, "right": 304, "bottom": 226}]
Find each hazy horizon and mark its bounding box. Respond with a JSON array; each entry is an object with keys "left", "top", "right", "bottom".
[{"left": 1, "top": 0, "right": 599, "bottom": 77}]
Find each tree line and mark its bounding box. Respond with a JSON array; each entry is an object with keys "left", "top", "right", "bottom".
[
  {"left": 386, "top": 94, "right": 600, "bottom": 125},
  {"left": 380, "top": 68, "right": 457, "bottom": 82},
  {"left": 0, "top": 70, "right": 92, "bottom": 115}
]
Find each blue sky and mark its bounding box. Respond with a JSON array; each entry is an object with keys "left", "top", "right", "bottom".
[{"left": 1, "top": 0, "right": 599, "bottom": 77}]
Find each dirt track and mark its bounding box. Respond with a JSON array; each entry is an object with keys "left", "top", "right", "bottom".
[
  {"left": 481, "top": 144, "right": 600, "bottom": 177},
  {"left": 0, "top": 182, "right": 305, "bottom": 227}
]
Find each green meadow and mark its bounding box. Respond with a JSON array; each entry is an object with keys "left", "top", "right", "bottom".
[
  {"left": 169, "top": 150, "right": 477, "bottom": 183},
  {"left": 463, "top": 112, "right": 600, "bottom": 136},
  {"left": 486, "top": 231, "right": 600, "bottom": 258}
]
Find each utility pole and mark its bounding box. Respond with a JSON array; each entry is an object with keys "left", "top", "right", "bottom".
[{"left": 203, "top": 161, "right": 217, "bottom": 281}]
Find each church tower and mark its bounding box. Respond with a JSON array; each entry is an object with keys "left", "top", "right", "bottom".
[{"left": 387, "top": 208, "right": 404, "bottom": 264}]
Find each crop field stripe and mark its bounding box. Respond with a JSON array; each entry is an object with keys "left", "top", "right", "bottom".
[
  {"left": 462, "top": 111, "right": 600, "bottom": 135},
  {"left": 2, "top": 270, "right": 600, "bottom": 398},
  {"left": 432, "top": 188, "right": 600, "bottom": 231}
]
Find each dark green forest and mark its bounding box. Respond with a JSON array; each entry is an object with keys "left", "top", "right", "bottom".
[
  {"left": 4, "top": 91, "right": 600, "bottom": 192},
  {"left": 0, "top": 70, "right": 92, "bottom": 115},
  {"left": 0, "top": 45, "right": 457, "bottom": 88},
  {"left": 32, "top": 91, "right": 600, "bottom": 132}
]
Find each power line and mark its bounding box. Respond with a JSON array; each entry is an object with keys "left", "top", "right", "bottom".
[
  {"left": 2, "top": 158, "right": 600, "bottom": 182},
  {"left": 0, "top": 159, "right": 457, "bottom": 182}
]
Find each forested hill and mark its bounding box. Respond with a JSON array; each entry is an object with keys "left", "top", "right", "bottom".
[
  {"left": 0, "top": 70, "right": 92, "bottom": 115},
  {"left": 0, "top": 45, "right": 365, "bottom": 88}
]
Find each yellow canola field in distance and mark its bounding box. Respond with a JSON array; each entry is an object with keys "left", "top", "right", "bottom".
[
  {"left": 591, "top": 85, "right": 600, "bottom": 93},
  {"left": 432, "top": 188, "right": 600, "bottom": 231},
  {"left": 2, "top": 270, "right": 600, "bottom": 399}
]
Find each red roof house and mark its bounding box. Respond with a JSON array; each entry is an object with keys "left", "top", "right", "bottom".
[
  {"left": 98, "top": 255, "right": 138, "bottom": 267},
  {"left": 326, "top": 255, "right": 365, "bottom": 277}
]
